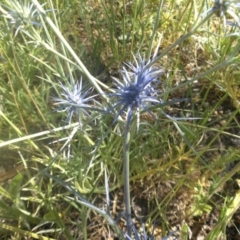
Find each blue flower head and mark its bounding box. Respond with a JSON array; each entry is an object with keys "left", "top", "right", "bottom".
[
  {"left": 203, "top": 0, "right": 240, "bottom": 31},
  {"left": 0, "top": 1, "right": 51, "bottom": 36},
  {"left": 213, "top": 0, "right": 240, "bottom": 17},
  {"left": 53, "top": 79, "right": 95, "bottom": 125},
  {"left": 110, "top": 53, "right": 163, "bottom": 126}
]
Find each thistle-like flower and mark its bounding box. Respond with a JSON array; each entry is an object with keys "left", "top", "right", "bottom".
[
  {"left": 110, "top": 53, "right": 163, "bottom": 236},
  {"left": 110, "top": 54, "right": 163, "bottom": 127},
  {"left": 203, "top": 0, "right": 240, "bottom": 31},
  {"left": 53, "top": 79, "right": 95, "bottom": 125},
  {"left": 0, "top": 0, "right": 47, "bottom": 35}
]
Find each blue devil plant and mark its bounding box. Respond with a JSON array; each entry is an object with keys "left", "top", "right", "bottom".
[
  {"left": 52, "top": 79, "right": 95, "bottom": 126},
  {"left": 202, "top": 0, "right": 240, "bottom": 32},
  {"left": 110, "top": 50, "right": 163, "bottom": 237},
  {"left": 52, "top": 50, "right": 163, "bottom": 238},
  {"left": 0, "top": 0, "right": 50, "bottom": 35},
  {"left": 110, "top": 53, "right": 163, "bottom": 127}
]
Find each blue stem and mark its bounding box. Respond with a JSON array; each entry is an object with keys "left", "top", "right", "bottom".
[
  {"left": 124, "top": 109, "right": 133, "bottom": 237},
  {"left": 146, "top": 11, "right": 214, "bottom": 69}
]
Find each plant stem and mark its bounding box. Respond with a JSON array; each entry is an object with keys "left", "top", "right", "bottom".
[
  {"left": 147, "top": 0, "right": 164, "bottom": 61},
  {"left": 147, "top": 11, "right": 214, "bottom": 68},
  {"left": 123, "top": 110, "right": 133, "bottom": 237}
]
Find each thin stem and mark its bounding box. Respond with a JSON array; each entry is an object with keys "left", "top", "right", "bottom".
[
  {"left": 147, "top": 11, "right": 215, "bottom": 68},
  {"left": 146, "top": 0, "right": 164, "bottom": 61},
  {"left": 124, "top": 109, "right": 133, "bottom": 237},
  {"left": 158, "top": 39, "right": 240, "bottom": 99}
]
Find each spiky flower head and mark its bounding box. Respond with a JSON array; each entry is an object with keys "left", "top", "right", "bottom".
[
  {"left": 110, "top": 54, "right": 163, "bottom": 127},
  {"left": 53, "top": 79, "right": 95, "bottom": 125},
  {"left": 0, "top": 0, "right": 47, "bottom": 35},
  {"left": 212, "top": 0, "right": 240, "bottom": 17},
  {"left": 203, "top": 0, "right": 240, "bottom": 31}
]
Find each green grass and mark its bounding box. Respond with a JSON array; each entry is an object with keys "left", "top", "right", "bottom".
[{"left": 1, "top": 0, "right": 240, "bottom": 239}]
